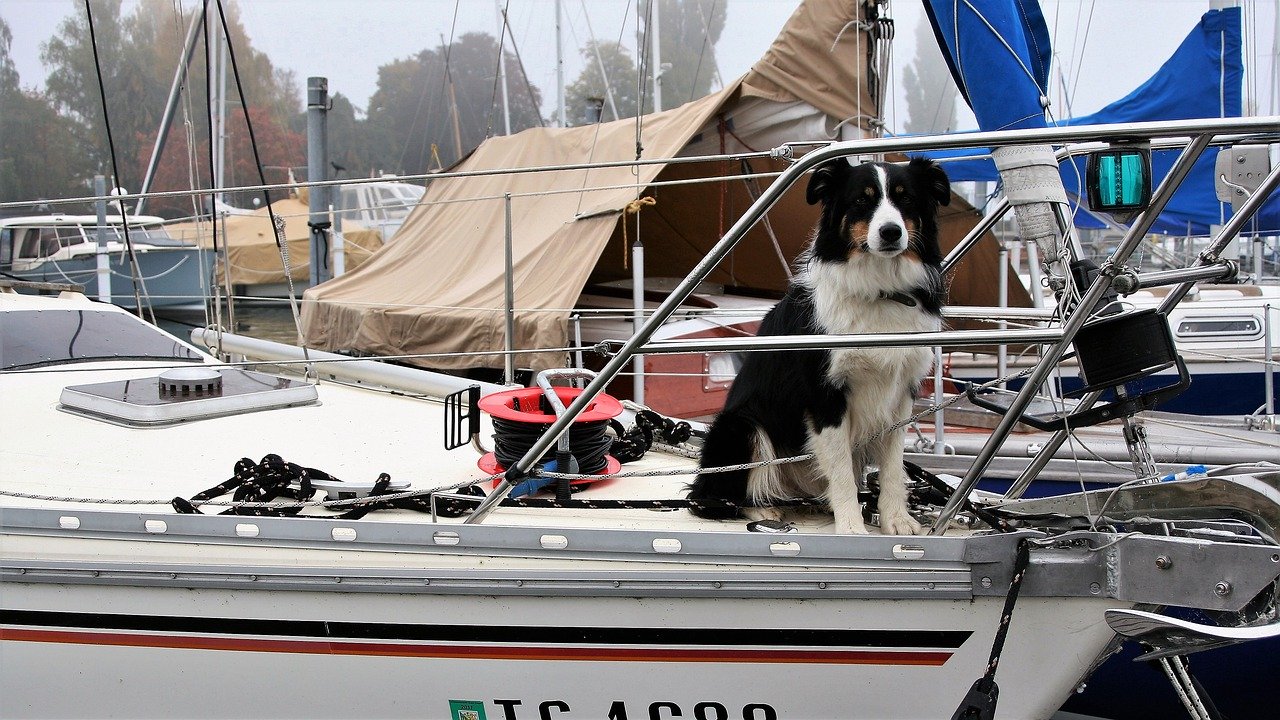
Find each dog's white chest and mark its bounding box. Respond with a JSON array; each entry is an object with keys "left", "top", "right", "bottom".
[{"left": 818, "top": 295, "right": 938, "bottom": 389}]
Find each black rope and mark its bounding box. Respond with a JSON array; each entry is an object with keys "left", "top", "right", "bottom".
[
  {"left": 172, "top": 454, "right": 330, "bottom": 516},
  {"left": 951, "top": 537, "right": 1033, "bottom": 720},
  {"left": 608, "top": 409, "right": 693, "bottom": 463},
  {"left": 491, "top": 417, "right": 613, "bottom": 475}
]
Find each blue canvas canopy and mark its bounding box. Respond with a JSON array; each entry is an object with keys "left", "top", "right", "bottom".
[{"left": 920, "top": 5, "right": 1277, "bottom": 235}]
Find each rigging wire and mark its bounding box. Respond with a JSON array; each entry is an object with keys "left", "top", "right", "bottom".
[
  {"left": 686, "top": 0, "right": 718, "bottom": 104},
  {"left": 497, "top": 7, "right": 547, "bottom": 129},
  {"left": 485, "top": 0, "right": 513, "bottom": 138},
  {"left": 1067, "top": 0, "right": 1097, "bottom": 112},
  {"left": 81, "top": 0, "right": 155, "bottom": 323},
  {"left": 578, "top": 0, "right": 622, "bottom": 122},
  {"left": 199, "top": 1, "right": 227, "bottom": 353},
  {"left": 172, "top": 0, "right": 216, "bottom": 335},
  {"left": 210, "top": 0, "right": 307, "bottom": 356}
]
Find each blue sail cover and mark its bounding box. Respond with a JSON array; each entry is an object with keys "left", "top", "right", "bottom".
[
  {"left": 923, "top": 0, "right": 1053, "bottom": 132},
  {"left": 920, "top": 5, "right": 1277, "bottom": 235}
]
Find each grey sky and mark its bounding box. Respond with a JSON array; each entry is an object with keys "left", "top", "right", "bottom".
[{"left": 2, "top": 0, "right": 1276, "bottom": 132}]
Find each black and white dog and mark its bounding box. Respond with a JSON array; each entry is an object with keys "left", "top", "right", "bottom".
[{"left": 688, "top": 157, "right": 950, "bottom": 534}]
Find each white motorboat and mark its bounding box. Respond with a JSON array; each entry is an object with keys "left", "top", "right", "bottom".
[{"left": 0, "top": 213, "right": 213, "bottom": 309}]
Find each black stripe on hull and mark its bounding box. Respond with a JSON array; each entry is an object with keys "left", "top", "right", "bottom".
[{"left": 2, "top": 609, "right": 971, "bottom": 649}]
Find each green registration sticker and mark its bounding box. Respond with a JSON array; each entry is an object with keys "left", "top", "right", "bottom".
[{"left": 449, "top": 700, "right": 487, "bottom": 720}]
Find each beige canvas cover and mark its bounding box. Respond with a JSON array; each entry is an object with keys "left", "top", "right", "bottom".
[
  {"left": 739, "top": 0, "right": 878, "bottom": 132},
  {"left": 301, "top": 87, "right": 735, "bottom": 370},
  {"left": 300, "top": 0, "right": 1026, "bottom": 371},
  {"left": 167, "top": 196, "right": 382, "bottom": 286}
]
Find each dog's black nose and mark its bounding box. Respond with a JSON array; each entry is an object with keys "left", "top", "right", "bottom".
[{"left": 879, "top": 225, "right": 903, "bottom": 245}]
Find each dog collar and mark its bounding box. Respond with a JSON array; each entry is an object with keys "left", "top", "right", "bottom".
[{"left": 880, "top": 291, "right": 918, "bottom": 307}]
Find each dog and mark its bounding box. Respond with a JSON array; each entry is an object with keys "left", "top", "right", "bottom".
[{"left": 687, "top": 157, "right": 950, "bottom": 534}]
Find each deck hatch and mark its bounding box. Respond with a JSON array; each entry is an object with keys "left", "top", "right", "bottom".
[{"left": 58, "top": 368, "right": 318, "bottom": 426}]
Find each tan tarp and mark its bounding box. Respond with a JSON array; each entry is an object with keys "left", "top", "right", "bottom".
[
  {"left": 167, "top": 196, "right": 383, "bottom": 286},
  {"left": 300, "top": 0, "right": 1027, "bottom": 371},
  {"left": 739, "top": 0, "right": 876, "bottom": 132},
  {"left": 301, "top": 87, "right": 736, "bottom": 369}
]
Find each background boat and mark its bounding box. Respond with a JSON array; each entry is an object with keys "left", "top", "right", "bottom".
[{"left": 0, "top": 212, "right": 212, "bottom": 309}]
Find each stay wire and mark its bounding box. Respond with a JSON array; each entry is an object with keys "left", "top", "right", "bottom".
[
  {"left": 212, "top": 0, "right": 308, "bottom": 358},
  {"left": 81, "top": 0, "right": 154, "bottom": 323}
]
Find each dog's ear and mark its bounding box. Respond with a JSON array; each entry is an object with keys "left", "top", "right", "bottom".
[
  {"left": 908, "top": 157, "right": 952, "bottom": 206},
  {"left": 806, "top": 159, "right": 850, "bottom": 206}
]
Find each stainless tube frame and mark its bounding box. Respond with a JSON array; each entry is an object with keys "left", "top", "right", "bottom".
[{"left": 466, "top": 116, "right": 1280, "bottom": 525}]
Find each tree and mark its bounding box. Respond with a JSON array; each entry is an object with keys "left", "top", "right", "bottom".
[
  {"left": 141, "top": 104, "right": 304, "bottom": 218},
  {"left": 903, "top": 12, "right": 957, "bottom": 135},
  {"left": 639, "top": 0, "right": 725, "bottom": 111},
  {"left": 0, "top": 16, "right": 18, "bottom": 94},
  {"left": 0, "top": 16, "right": 93, "bottom": 207},
  {"left": 564, "top": 41, "right": 641, "bottom": 125},
  {"left": 363, "top": 32, "right": 542, "bottom": 174},
  {"left": 34, "top": 0, "right": 300, "bottom": 214}
]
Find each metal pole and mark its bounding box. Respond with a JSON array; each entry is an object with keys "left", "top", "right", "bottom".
[
  {"left": 215, "top": 23, "right": 228, "bottom": 208},
  {"left": 941, "top": 200, "right": 1009, "bottom": 274},
  {"left": 572, "top": 313, "right": 584, "bottom": 370},
  {"left": 330, "top": 203, "right": 345, "bottom": 276},
  {"left": 1158, "top": 159, "right": 1280, "bottom": 313},
  {"left": 503, "top": 193, "right": 517, "bottom": 385},
  {"left": 137, "top": 3, "right": 207, "bottom": 214},
  {"left": 494, "top": 0, "right": 512, "bottom": 135},
  {"left": 307, "top": 77, "right": 332, "bottom": 288},
  {"left": 997, "top": 242, "right": 1009, "bottom": 388},
  {"left": 555, "top": 0, "right": 565, "bottom": 127},
  {"left": 650, "top": 0, "right": 662, "bottom": 112},
  {"left": 935, "top": 132, "right": 1216, "bottom": 528},
  {"left": 933, "top": 346, "right": 945, "bottom": 454},
  {"left": 632, "top": 234, "right": 646, "bottom": 405},
  {"left": 1265, "top": 304, "right": 1275, "bottom": 417},
  {"left": 93, "top": 175, "right": 111, "bottom": 303}
]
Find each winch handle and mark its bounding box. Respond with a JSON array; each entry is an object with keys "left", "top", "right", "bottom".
[{"left": 536, "top": 369, "right": 600, "bottom": 500}]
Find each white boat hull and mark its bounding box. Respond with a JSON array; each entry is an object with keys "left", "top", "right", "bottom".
[{"left": 3, "top": 575, "right": 1119, "bottom": 720}]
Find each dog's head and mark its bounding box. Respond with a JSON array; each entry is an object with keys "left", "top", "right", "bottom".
[{"left": 805, "top": 158, "right": 950, "bottom": 265}]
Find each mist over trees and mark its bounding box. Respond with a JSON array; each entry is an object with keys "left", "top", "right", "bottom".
[
  {"left": 1, "top": 15, "right": 92, "bottom": 204},
  {"left": 2, "top": 0, "right": 729, "bottom": 216},
  {"left": 362, "top": 32, "right": 543, "bottom": 175},
  {"left": 1, "top": 0, "right": 301, "bottom": 214},
  {"left": 564, "top": 0, "right": 725, "bottom": 126}
]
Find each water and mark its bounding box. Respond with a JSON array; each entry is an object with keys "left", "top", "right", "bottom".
[{"left": 156, "top": 304, "right": 303, "bottom": 346}]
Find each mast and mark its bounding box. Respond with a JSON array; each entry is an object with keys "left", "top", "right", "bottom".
[
  {"left": 495, "top": 1, "right": 512, "bottom": 135},
  {"left": 555, "top": 0, "right": 566, "bottom": 127},
  {"left": 650, "top": 0, "right": 662, "bottom": 112},
  {"left": 136, "top": 4, "right": 207, "bottom": 214}
]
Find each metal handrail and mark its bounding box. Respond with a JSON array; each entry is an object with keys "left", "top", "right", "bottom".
[{"left": 466, "top": 115, "right": 1280, "bottom": 525}]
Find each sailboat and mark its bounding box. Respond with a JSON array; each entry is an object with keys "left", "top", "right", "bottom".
[{"left": 3, "top": 1, "right": 1280, "bottom": 718}]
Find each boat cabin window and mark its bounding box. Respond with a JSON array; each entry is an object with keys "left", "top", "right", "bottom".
[
  {"left": 1, "top": 309, "right": 203, "bottom": 370},
  {"left": 0, "top": 228, "right": 11, "bottom": 266},
  {"left": 1174, "top": 316, "right": 1262, "bottom": 341}
]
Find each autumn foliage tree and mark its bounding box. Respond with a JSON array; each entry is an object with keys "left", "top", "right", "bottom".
[
  {"left": 31, "top": 0, "right": 300, "bottom": 216},
  {"left": 141, "top": 104, "right": 304, "bottom": 218}
]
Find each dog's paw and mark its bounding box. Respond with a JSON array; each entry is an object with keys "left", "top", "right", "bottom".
[
  {"left": 878, "top": 511, "right": 923, "bottom": 536},
  {"left": 834, "top": 518, "right": 871, "bottom": 534},
  {"left": 745, "top": 507, "right": 784, "bottom": 523}
]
